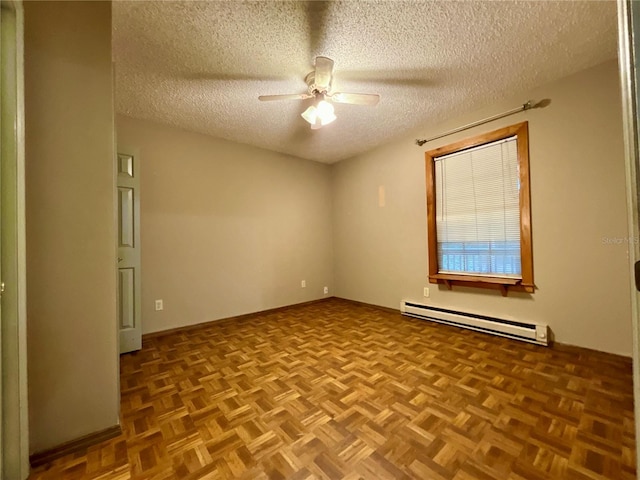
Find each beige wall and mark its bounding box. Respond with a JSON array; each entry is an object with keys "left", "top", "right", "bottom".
[
  {"left": 332, "top": 60, "right": 633, "bottom": 355},
  {"left": 24, "top": 1, "right": 119, "bottom": 453},
  {"left": 116, "top": 116, "right": 334, "bottom": 334}
]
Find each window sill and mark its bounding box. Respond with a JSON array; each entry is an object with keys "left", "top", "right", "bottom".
[{"left": 428, "top": 273, "right": 534, "bottom": 296}]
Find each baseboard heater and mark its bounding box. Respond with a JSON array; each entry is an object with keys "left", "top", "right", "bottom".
[{"left": 400, "top": 300, "right": 548, "bottom": 346}]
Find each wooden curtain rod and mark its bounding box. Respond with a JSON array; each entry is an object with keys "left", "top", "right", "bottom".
[{"left": 415, "top": 99, "right": 550, "bottom": 146}]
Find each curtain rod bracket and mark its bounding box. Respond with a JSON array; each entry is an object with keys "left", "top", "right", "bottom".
[{"left": 415, "top": 99, "right": 550, "bottom": 147}]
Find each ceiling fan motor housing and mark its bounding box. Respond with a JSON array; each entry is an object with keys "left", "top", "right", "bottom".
[{"left": 305, "top": 71, "right": 331, "bottom": 95}]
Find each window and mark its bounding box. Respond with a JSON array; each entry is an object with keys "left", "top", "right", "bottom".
[{"left": 425, "top": 122, "right": 533, "bottom": 295}]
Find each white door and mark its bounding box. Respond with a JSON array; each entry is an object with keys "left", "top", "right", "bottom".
[
  {"left": 117, "top": 149, "right": 142, "bottom": 353},
  {"left": 617, "top": 0, "right": 640, "bottom": 470}
]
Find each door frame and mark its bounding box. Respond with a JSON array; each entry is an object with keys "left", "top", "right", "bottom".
[
  {"left": 0, "top": 0, "right": 29, "bottom": 477},
  {"left": 617, "top": 0, "right": 640, "bottom": 470}
]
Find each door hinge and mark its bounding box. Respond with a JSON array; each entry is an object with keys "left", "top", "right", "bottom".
[{"left": 635, "top": 261, "right": 640, "bottom": 292}]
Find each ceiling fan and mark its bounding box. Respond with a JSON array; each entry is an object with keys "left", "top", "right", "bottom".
[{"left": 258, "top": 56, "right": 380, "bottom": 130}]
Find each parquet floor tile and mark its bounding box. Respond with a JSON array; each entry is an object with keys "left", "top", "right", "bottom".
[{"left": 29, "top": 298, "right": 636, "bottom": 479}]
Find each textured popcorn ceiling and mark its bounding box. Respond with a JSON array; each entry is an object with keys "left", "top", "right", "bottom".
[{"left": 113, "top": 1, "right": 618, "bottom": 164}]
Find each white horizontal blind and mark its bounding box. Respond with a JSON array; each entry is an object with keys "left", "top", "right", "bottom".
[{"left": 435, "top": 136, "right": 521, "bottom": 278}]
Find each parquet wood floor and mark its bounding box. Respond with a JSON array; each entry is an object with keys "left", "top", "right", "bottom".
[{"left": 29, "top": 298, "right": 636, "bottom": 479}]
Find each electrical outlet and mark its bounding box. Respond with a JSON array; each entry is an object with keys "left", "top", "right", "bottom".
[
  {"left": 324, "top": 286, "right": 329, "bottom": 295},
  {"left": 423, "top": 287, "right": 430, "bottom": 298},
  {"left": 155, "top": 299, "right": 163, "bottom": 311},
  {"left": 301, "top": 280, "right": 306, "bottom": 288}
]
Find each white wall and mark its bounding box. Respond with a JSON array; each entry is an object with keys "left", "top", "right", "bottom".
[
  {"left": 24, "top": 1, "right": 119, "bottom": 453},
  {"left": 116, "top": 116, "right": 334, "bottom": 334},
  {"left": 332, "top": 60, "right": 632, "bottom": 355}
]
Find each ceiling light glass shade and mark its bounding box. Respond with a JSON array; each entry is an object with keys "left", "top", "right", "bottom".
[
  {"left": 316, "top": 100, "right": 336, "bottom": 121},
  {"left": 301, "top": 100, "right": 336, "bottom": 129}
]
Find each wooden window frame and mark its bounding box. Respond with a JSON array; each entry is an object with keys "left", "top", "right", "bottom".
[{"left": 425, "top": 121, "right": 534, "bottom": 296}]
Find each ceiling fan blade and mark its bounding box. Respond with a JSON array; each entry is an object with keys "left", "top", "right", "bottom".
[
  {"left": 330, "top": 92, "right": 380, "bottom": 106},
  {"left": 258, "top": 93, "right": 314, "bottom": 102},
  {"left": 314, "top": 56, "right": 334, "bottom": 90}
]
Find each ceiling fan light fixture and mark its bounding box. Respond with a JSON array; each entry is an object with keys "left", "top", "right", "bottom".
[{"left": 301, "top": 98, "right": 336, "bottom": 129}]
